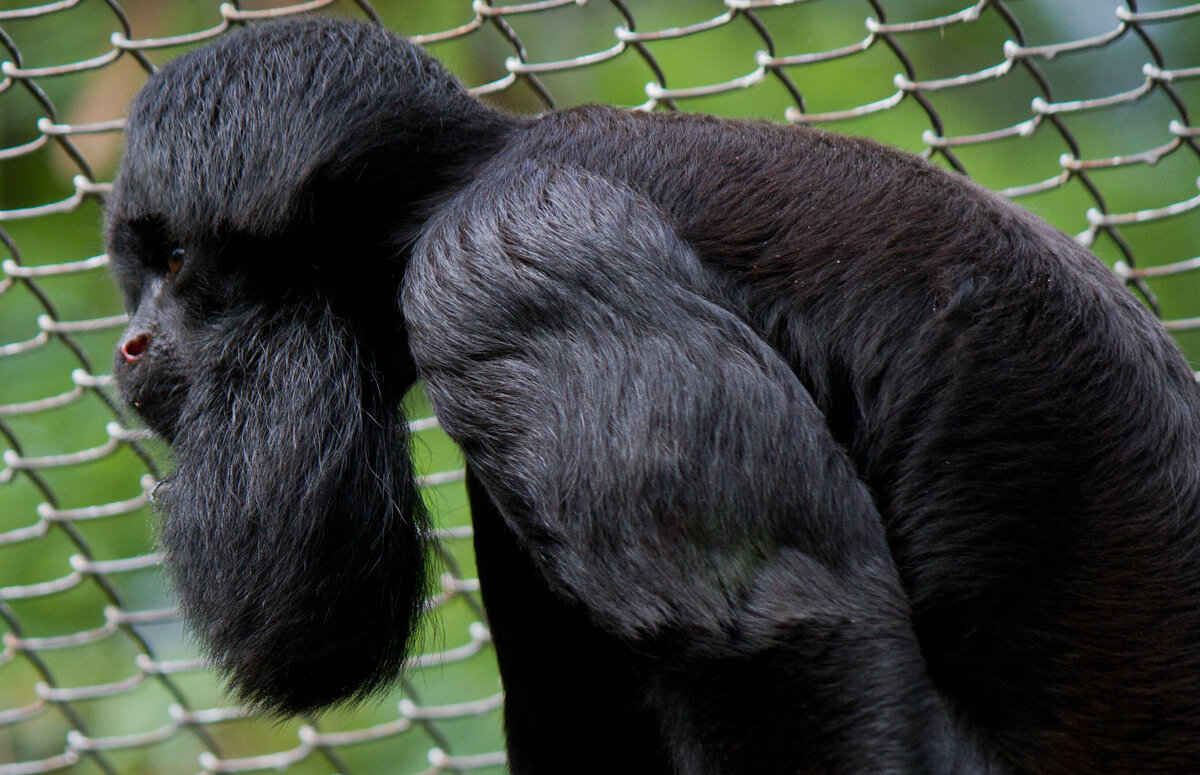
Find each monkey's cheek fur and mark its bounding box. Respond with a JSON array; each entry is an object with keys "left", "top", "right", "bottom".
[
  {"left": 143, "top": 310, "right": 430, "bottom": 713},
  {"left": 155, "top": 422, "right": 429, "bottom": 711}
]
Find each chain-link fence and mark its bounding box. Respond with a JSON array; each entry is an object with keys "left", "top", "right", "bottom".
[{"left": 2, "top": 1, "right": 1198, "bottom": 773}]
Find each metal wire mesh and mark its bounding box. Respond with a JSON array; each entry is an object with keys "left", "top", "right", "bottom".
[{"left": 1, "top": 1, "right": 1198, "bottom": 773}]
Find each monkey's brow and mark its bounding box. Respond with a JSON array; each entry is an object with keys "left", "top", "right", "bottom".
[{"left": 125, "top": 214, "right": 171, "bottom": 242}]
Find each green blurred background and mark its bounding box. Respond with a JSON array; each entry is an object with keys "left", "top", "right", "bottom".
[{"left": 1, "top": 1, "right": 1198, "bottom": 773}]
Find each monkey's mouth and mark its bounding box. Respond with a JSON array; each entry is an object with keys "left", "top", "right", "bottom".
[
  {"left": 126, "top": 396, "right": 184, "bottom": 443},
  {"left": 113, "top": 366, "right": 189, "bottom": 443}
]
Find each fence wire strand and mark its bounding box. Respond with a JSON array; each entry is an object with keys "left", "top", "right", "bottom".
[{"left": 1, "top": 1, "right": 1199, "bottom": 773}]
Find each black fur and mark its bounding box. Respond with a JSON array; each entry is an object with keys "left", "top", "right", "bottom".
[{"left": 106, "top": 17, "right": 1200, "bottom": 774}]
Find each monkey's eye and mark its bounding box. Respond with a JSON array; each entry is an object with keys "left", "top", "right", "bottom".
[{"left": 166, "top": 248, "right": 185, "bottom": 282}]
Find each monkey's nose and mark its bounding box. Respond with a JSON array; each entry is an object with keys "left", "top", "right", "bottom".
[{"left": 121, "top": 333, "right": 150, "bottom": 364}]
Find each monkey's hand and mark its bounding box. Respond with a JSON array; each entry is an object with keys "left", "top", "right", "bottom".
[{"left": 405, "top": 163, "right": 999, "bottom": 773}]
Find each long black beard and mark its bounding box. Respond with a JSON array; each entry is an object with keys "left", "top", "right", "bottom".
[{"left": 158, "top": 302, "right": 428, "bottom": 713}]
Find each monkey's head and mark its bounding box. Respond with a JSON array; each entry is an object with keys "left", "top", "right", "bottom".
[{"left": 105, "top": 19, "right": 510, "bottom": 713}]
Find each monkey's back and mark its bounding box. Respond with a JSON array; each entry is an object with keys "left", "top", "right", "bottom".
[{"left": 482, "top": 106, "right": 1200, "bottom": 770}]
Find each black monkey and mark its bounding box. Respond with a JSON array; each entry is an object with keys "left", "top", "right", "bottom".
[{"left": 106, "top": 17, "right": 1200, "bottom": 775}]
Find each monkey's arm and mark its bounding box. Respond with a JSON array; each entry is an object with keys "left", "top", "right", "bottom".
[{"left": 405, "top": 163, "right": 1000, "bottom": 774}]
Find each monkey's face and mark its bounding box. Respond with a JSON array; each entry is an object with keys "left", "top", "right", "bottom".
[
  {"left": 108, "top": 217, "right": 201, "bottom": 441},
  {"left": 104, "top": 198, "right": 429, "bottom": 715}
]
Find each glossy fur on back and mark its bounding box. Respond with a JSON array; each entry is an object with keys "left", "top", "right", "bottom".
[{"left": 108, "top": 17, "right": 1200, "bottom": 773}]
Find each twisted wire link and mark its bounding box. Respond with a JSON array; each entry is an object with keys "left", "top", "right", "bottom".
[{"left": 2, "top": 1, "right": 1199, "bottom": 773}]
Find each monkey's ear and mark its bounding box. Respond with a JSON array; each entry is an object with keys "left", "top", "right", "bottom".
[{"left": 159, "top": 300, "right": 428, "bottom": 713}]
